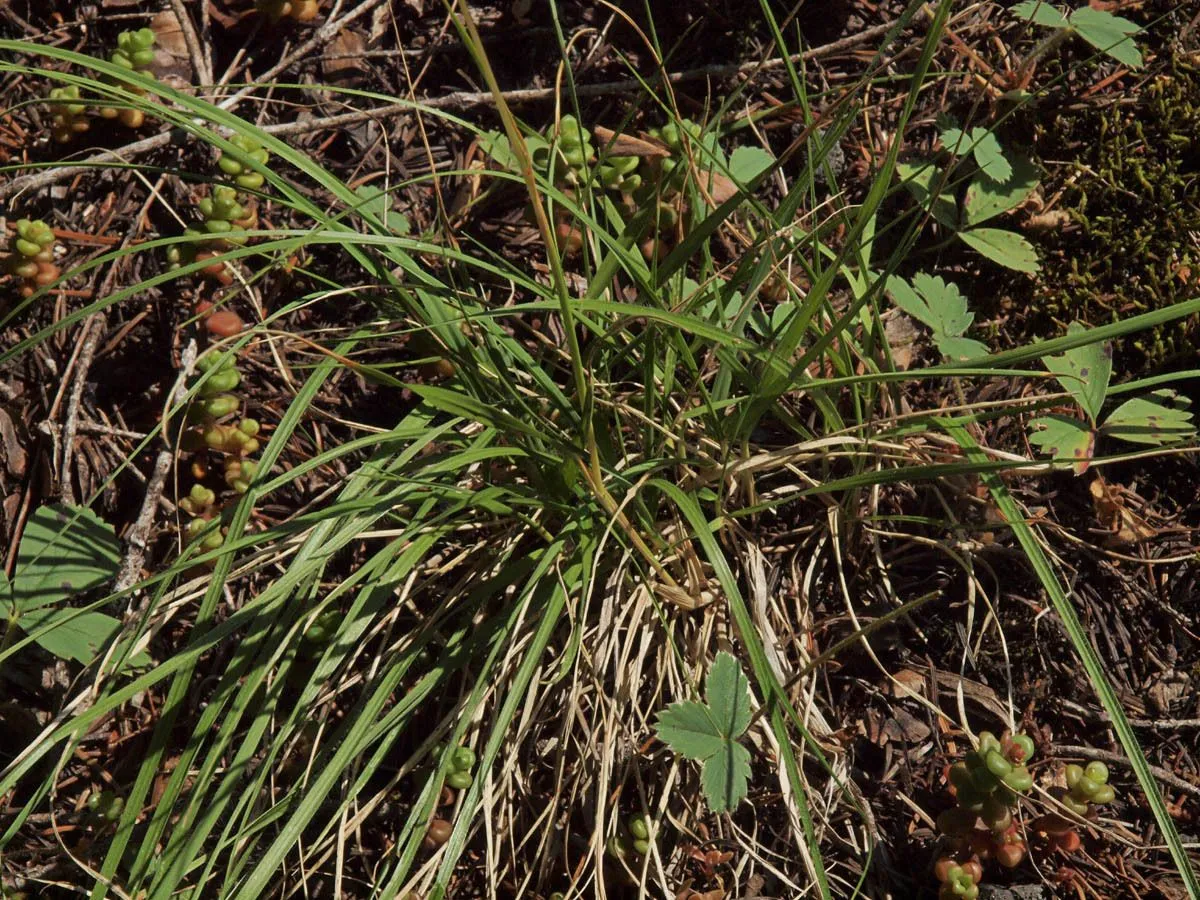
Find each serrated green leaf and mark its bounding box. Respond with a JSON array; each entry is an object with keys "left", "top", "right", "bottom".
[
  {"left": 700, "top": 741, "right": 751, "bottom": 813},
  {"left": 1069, "top": 6, "right": 1143, "bottom": 69},
  {"left": 477, "top": 130, "right": 518, "bottom": 172},
  {"left": 655, "top": 700, "right": 725, "bottom": 760},
  {"left": 969, "top": 129, "right": 1013, "bottom": 183},
  {"left": 958, "top": 227, "right": 1040, "bottom": 272},
  {"left": 12, "top": 504, "right": 121, "bottom": 614},
  {"left": 706, "top": 650, "right": 752, "bottom": 740},
  {"left": 18, "top": 607, "right": 124, "bottom": 665},
  {"left": 935, "top": 334, "right": 989, "bottom": 361},
  {"left": 910, "top": 272, "right": 974, "bottom": 336},
  {"left": 1028, "top": 415, "right": 1095, "bottom": 474},
  {"left": 939, "top": 125, "right": 1013, "bottom": 183},
  {"left": 1042, "top": 322, "right": 1111, "bottom": 422},
  {"left": 963, "top": 154, "right": 1039, "bottom": 225},
  {"left": 351, "top": 184, "right": 409, "bottom": 234},
  {"left": 1012, "top": 0, "right": 1068, "bottom": 28},
  {"left": 896, "top": 160, "right": 958, "bottom": 228},
  {"left": 1101, "top": 391, "right": 1195, "bottom": 446},
  {"left": 728, "top": 146, "right": 774, "bottom": 183},
  {"left": 887, "top": 273, "right": 987, "bottom": 360}
]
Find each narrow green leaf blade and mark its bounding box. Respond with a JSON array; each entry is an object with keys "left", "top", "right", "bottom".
[
  {"left": 13, "top": 504, "right": 121, "bottom": 613},
  {"left": 706, "top": 651, "right": 752, "bottom": 739},
  {"left": 958, "top": 227, "right": 1040, "bottom": 272},
  {"left": 1041, "top": 322, "right": 1111, "bottom": 422},
  {"left": 655, "top": 700, "right": 725, "bottom": 761},
  {"left": 700, "top": 740, "right": 751, "bottom": 813},
  {"left": 1069, "top": 6, "right": 1143, "bottom": 69},
  {"left": 19, "top": 607, "right": 124, "bottom": 665}
]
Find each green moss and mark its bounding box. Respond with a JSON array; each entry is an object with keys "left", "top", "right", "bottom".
[{"left": 1031, "top": 55, "right": 1200, "bottom": 369}]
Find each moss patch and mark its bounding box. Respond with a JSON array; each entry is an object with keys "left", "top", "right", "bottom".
[{"left": 1028, "top": 55, "right": 1200, "bottom": 370}]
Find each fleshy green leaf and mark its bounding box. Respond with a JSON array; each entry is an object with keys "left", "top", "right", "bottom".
[
  {"left": 1042, "top": 322, "right": 1111, "bottom": 422},
  {"left": 958, "top": 227, "right": 1040, "bottom": 272},
  {"left": 896, "top": 160, "right": 958, "bottom": 228},
  {"left": 12, "top": 504, "right": 121, "bottom": 614},
  {"left": 728, "top": 146, "right": 775, "bottom": 183},
  {"left": 1028, "top": 415, "right": 1095, "bottom": 474},
  {"left": 1012, "top": 0, "right": 1068, "bottom": 29},
  {"left": 1069, "top": 6, "right": 1143, "bottom": 69},
  {"left": 1101, "top": 390, "right": 1195, "bottom": 446},
  {"left": 700, "top": 741, "right": 752, "bottom": 813},
  {"left": 18, "top": 607, "right": 125, "bottom": 665},
  {"left": 963, "top": 154, "right": 1040, "bottom": 225},
  {"left": 655, "top": 700, "right": 725, "bottom": 760},
  {"left": 705, "top": 650, "right": 752, "bottom": 740}
]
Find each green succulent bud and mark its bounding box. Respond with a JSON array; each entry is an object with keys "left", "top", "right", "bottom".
[
  {"left": 605, "top": 835, "right": 628, "bottom": 860},
  {"left": 632, "top": 838, "right": 650, "bottom": 856},
  {"left": 201, "top": 529, "right": 225, "bottom": 550},
  {"left": 626, "top": 816, "right": 649, "bottom": 841},
  {"left": 1091, "top": 784, "right": 1115, "bottom": 805},
  {"left": 1001, "top": 766, "right": 1033, "bottom": 793},
  {"left": 238, "top": 418, "right": 260, "bottom": 437},
  {"left": 446, "top": 770, "right": 473, "bottom": 790},
  {"left": 1009, "top": 733, "right": 1036, "bottom": 763},
  {"left": 451, "top": 747, "right": 476, "bottom": 771},
  {"left": 201, "top": 393, "right": 239, "bottom": 418},
  {"left": 15, "top": 219, "right": 55, "bottom": 254},
  {"left": 1084, "top": 761, "right": 1109, "bottom": 784},
  {"left": 984, "top": 749, "right": 1013, "bottom": 779},
  {"left": 49, "top": 85, "right": 86, "bottom": 115},
  {"left": 1065, "top": 764, "right": 1084, "bottom": 790}
]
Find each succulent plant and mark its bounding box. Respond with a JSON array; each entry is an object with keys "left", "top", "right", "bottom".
[
  {"left": 443, "top": 745, "right": 476, "bottom": 790},
  {"left": 100, "top": 28, "right": 156, "bottom": 128},
  {"left": 47, "top": 85, "right": 89, "bottom": 144},
  {"left": 6, "top": 218, "right": 60, "bottom": 298},
  {"left": 534, "top": 115, "right": 594, "bottom": 186},
  {"left": 596, "top": 153, "right": 641, "bottom": 193},
  {"left": 605, "top": 813, "right": 654, "bottom": 862},
  {"left": 257, "top": 0, "right": 321, "bottom": 22},
  {"left": 1031, "top": 759, "right": 1117, "bottom": 853},
  {"left": 217, "top": 135, "right": 272, "bottom": 192},
  {"left": 935, "top": 730, "right": 1039, "bottom": 894}
]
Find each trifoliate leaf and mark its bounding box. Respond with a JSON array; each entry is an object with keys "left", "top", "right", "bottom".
[
  {"left": 654, "top": 650, "right": 754, "bottom": 813},
  {"left": 1069, "top": 6, "right": 1143, "bottom": 69},
  {"left": 1028, "top": 415, "right": 1095, "bottom": 474},
  {"left": 958, "top": 227, "right": 1040, "bottom": 273},
  {"left": 896, "top": 160, "right": 958, "bottom": 229},
  {"left": 701, "top": 741, "right": 752, "bottom": 814},
  {"left": 1101, "top": 390, "right": 1195, "bottom": 446},
  {"left": 728, "top": 146, "right": 775, "bottom": 184},
  {"left": 1012, "top": 0, "right": 1068, "bottom": 29},
  {"left": 963, "top": 154, "right": 1040, "bottom": 225},
  {"left": 12, "top": 504, "right": 121, "bottom": 613},
  {"left": 1041, "top": 323, "right": 1111, "bottom": 423}
]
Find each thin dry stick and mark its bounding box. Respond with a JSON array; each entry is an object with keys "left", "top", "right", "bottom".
[
  {"left": 0, "top": 19, "right": 895, "bottom": 201},
  {"left": 167, "top": 0, "right": 213, "bottom": 87},
  {"left": 114, "top": 337, "right": 197, "bottom": 596}
]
